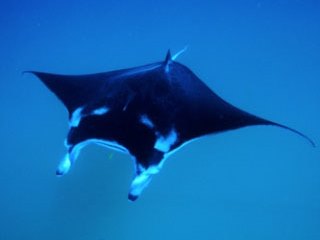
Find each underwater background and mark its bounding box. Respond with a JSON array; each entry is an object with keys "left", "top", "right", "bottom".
[{"left": 0, "top": 0, "right": 319, "bottom": 239}]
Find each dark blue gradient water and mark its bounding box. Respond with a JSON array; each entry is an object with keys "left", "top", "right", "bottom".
[{"left": 0, "top": 1, "right": 319, "bottom": 239}]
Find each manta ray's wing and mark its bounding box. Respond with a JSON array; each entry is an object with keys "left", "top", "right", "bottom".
[
  {"left": 29, "top": 51, "right": 315, "bottom": 201},
  {"left": 162, "top": 60, "right": 315, "bottom": 147},
  {"left": 27, "top": 71, "right": 118, "bottom": 115},
  {"left": 29, "top": 61, "right": 172, "bottom": 200}
]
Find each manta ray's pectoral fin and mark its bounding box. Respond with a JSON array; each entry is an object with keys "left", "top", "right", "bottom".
[
  {"left": 128, "top": 170, "right": 153, "bottom": 201},
  {"left": 56, "top": 139, "right": 90, "bottom": 176},
  {"left": 128, "top": 150, "right": 165, "bottom": 201},
  {"left": 128, "top": 164, "right": 162, "bottom": 201},
  {"left": 56, "top": 144, "right": 79, "bottom": 176},
  {"left": 56, "top": 153, "right": 71, "bottom": 175}
]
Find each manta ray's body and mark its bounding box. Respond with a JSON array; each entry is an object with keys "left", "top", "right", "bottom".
[{"left": 30, "top": 50, "right": 314, "bottom": 201}]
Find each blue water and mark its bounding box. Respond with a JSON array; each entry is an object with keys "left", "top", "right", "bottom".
[{"left": 1, "top": 0, "right": 319, "bottom": 239}]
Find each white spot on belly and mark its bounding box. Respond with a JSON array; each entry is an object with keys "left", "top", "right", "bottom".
[
  {"left": 92, "top": 107, "right": 109, "bottom": 115},
  {"left": 140, "top": 114, "right": 154, "bottom": 129},
  {"left": 154, "top": 128, "right": 178, "bottom": 152}
]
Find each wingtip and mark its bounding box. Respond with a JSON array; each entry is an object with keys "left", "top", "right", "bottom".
[
  {"left": 22, "top": 71, "right": 43, "bottom": 78},
  {"left": 21, "top": 71, "right": 34, "bottom": 76},
  {"left": 269, "top": 122, "right": 316, "bottom": 148},
  {"left": 310, "top": 139, "right": 316, "bottom": 148}
]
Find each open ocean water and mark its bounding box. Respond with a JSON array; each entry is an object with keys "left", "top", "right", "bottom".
[{"left": 0, "top": 0, "right": 319, "bottom": 239}]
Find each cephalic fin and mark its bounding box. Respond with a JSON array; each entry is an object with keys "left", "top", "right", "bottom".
[
  {"left": 165, "top": 49, "right": 172, "bottom": 64},
  {"left": 128, "top": 163, "right": 162, "bottom": 201}
]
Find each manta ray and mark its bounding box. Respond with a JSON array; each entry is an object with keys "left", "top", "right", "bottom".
[{"left": 28, "top": 50, "right": 315, "bottom": 201}]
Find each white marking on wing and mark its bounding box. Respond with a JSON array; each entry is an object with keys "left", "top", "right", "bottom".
[
  {"left": 70, "top": 107, "right": 83, "bottom": 127},
  {"left": 154, "top": 128, "right": 178, "bottom": 152},
  {"left": 152, "top": 137, "right": 202, "bottom": 172},
  {"left": 91, "top": 107, "right": 109, "bottom": 115},
  {"left": 140, "top": 114, "right": 154, "bottom": 129}
]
